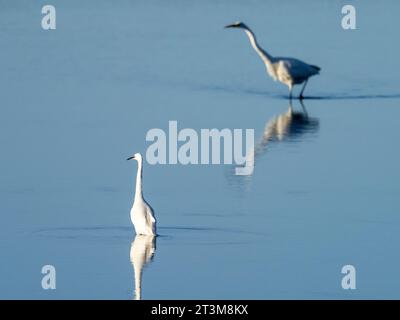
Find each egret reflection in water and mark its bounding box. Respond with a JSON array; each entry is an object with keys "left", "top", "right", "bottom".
[
  {"left": 232, "top": 100, "right": 319, "bottom": 182},
  {"left": 256, "top": 100, "right": 319, "bottom": 153},
  {"left": 130, "top": 235, "right": 156, "bottom": 300}
]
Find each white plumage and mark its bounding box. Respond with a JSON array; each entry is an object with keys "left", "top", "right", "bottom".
[
  {"left": 225, "top": 22, "right": 320, "bottom": 99},
  {"left": 127, "top": 153, "right": 157, "bottom": 236},
  {"left": 130, "top": 235, "right": 156, "bottom": 300}
]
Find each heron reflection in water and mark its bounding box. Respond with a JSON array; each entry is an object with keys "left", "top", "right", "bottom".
[{"left": 130, "top": 235, "right": 156, "bottom": 300}]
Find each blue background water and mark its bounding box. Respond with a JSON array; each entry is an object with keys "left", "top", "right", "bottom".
[{"left": 1, "top": 0, "right": 400, "bottom": 299}]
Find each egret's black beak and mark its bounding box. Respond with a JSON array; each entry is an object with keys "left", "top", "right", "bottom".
[
  {"left": 127, "top": 156, "right": 135, "bottom": 161},
  {"left": 224, "top": 24, "right": 237, "bottom": 29}
]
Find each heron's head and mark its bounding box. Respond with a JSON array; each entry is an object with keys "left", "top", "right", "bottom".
[
  {"left": 127, "top": 152, "right": 142, "bottom": 162},
  {"left": 224, "top": 21, "right": 248, "bottom": 30}
]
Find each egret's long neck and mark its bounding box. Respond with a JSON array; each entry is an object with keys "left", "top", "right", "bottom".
[
  {"left": 135, "top": 159, "right": 143, "bottom": 201},
  {"left": 244, "top": 28, "right": 274, "bottom": 66}
]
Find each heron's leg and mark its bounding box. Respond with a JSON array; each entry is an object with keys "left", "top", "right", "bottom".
[{"left": 299, "top": 79, "right": 308, "bottom": 99}]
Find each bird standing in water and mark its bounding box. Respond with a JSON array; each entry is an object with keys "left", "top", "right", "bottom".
[
  {"left": 127, "top": 153, "right": 157, "bottom": 236},
  {"left": 225, "top": 22, "right": 320, "bottom": 99}
]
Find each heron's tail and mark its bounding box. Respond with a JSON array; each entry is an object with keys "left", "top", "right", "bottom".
[{"left": 310, "top": 65, "right": 321, "bottom": 73}]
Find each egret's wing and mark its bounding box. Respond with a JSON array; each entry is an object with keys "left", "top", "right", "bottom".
[
  {"left": 145, "top": 204, "right": 156, "bottom": 224},
  {"left": 143, "top": 236, "right": 156, "bottom": 262},
  {"left": 279, "top": 58, "right": 318, "bottom": 81}
]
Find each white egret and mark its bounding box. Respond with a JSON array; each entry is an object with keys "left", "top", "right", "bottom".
[
  {"left": 130, "top": 235, "right": 156, "bottom": 300},
  {"left": 225, "top": 22, "right": 321, "bottom": 99},
  {"left": 127, "top": 153, "right": 157, "bottom": 236}
]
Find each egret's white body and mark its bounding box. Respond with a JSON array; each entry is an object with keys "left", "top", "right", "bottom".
[
  {"left": 127, "top": 153, "right": 156, "bottom": 236},
  {"left": 130, "top": 235, "right": 156, "bottom": 300},
  {"left": 225, "top": 22, "right": 321, "bottom": 99}
]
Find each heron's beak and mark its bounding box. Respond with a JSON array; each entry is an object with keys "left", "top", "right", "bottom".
[
  {"left": 224, "top": 24, "right": 237, "bottom": 29},
  {"left": 127, "top": 156, "right": 135, "bottom": 161}
]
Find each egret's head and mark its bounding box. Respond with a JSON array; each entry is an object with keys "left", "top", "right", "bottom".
[
  {"left": 127, "top": 152, "right": 142, "bottom": 162},
  {"left": 224, "top": 21, "right": 248, "bottom": 30}
]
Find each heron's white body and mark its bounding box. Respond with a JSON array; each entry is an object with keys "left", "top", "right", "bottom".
[
  {"left": 228, "top": 23, "right": 320, "bottom": 98},
  {"left": 130, "top": 153, "right": 156, "bottom": 236},
  {"left": 130, "top": 235, "right": 156, "bottom": 300}
]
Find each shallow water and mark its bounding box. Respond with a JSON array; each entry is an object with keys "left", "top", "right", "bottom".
[{"left": 1, "top": 1, "right": 400, "bottom": 299}]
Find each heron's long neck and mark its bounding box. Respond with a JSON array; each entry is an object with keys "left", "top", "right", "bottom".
[
  {"left": 244, "top": 28, "right": 274, "bottom": 66},
  {"left": 135, "top": 159, "right": 143, "bottom": 201}
]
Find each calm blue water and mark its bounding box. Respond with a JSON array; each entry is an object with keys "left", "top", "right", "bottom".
[{"left": 1, "top": 0, "right": 400, "bottom": 299}]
